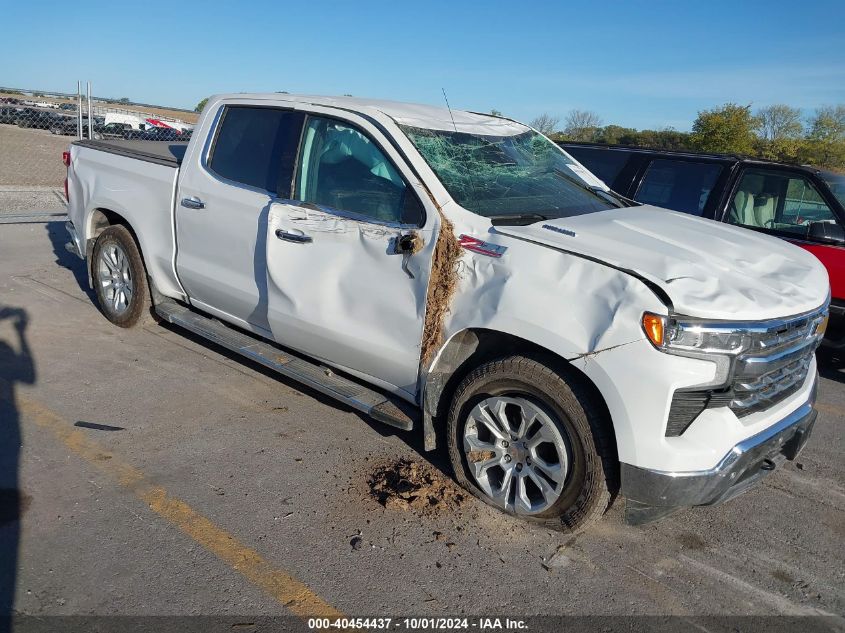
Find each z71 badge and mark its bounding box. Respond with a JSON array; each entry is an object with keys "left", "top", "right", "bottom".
[{"left": 458, "top": 235, "right": 507, "bottom": 258}]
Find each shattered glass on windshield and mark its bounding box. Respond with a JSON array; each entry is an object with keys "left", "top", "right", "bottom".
[{"left": 401, "top": 126, "right": 616, "bottom": 221}]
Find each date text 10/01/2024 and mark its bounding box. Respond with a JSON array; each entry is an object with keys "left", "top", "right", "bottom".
[{"left": 307, "top": 618, "right": 529, "bottom": 630}]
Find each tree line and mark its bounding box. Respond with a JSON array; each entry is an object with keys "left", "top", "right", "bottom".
[{"left": 524, "top": 104, "right": 845, "bottom": 171}]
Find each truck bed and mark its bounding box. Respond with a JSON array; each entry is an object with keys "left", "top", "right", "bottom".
[
  {"left": 68, "top": 137, "right": 186, "bottom": 300},
  {"left": 73, "top": 139, "right": 188, "bottom": 167}
]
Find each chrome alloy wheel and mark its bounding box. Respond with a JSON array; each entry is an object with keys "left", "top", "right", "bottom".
[
  {"left": 463, "top": 396, "right": 570, "bottom": 514},
  {"left": 97, "top": 242, "right": 134, "bottom": 315}
]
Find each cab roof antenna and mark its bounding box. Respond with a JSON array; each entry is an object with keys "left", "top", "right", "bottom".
[{"left": 442, "top": 88, "right": 458, "bottom": 133}]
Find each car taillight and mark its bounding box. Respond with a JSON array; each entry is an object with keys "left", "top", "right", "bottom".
[{"left": 63, "top": 151, "right": 70, "bottom": 202}]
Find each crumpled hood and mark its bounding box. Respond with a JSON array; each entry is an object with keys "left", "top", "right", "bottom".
[{"left": 495, "top": 206, "right": 829, "bottom": 320}]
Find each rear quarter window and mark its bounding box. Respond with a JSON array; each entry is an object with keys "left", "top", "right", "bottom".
[
  {"left": 562, "top": 146, "right": 630, "bottom": 188},
  {"left": 635, "top": 159, "right": 722, "bottom": 216}
]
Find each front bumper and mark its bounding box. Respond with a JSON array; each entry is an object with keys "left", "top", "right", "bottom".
[{"left": 620, "top": 378, "right": 818, "bottom": 525}]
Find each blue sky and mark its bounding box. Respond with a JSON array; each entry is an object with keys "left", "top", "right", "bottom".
[{"left": 5, "top": 0, "right": 845, "bottom": 130}]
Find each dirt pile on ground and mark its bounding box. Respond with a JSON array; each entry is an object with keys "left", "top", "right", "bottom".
[{"left": 367, "top": 458, "right": 467, "bottom": 516}]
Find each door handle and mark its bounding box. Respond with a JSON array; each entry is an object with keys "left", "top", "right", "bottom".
[
  {"left": 180, "top": 196, "right": 205, "bottom": 209},
  {"left": 275, "top": 229, "right": 312, "bottom": 244}
]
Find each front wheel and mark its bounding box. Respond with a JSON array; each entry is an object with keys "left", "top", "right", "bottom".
[
  {"left": 91, "top": 225, "right": 154, "bottom": 328},
  {"left": 446, "top": 355, "right": 617, "bottom": 532}
]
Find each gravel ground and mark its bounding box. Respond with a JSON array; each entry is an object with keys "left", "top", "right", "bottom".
[
  {"left": 0, "top": 188, "right": 66, "bottom": 225},
  {"left": 0, "top": 124, "right": 73, "bottom": 186},
  {"left": 0, "top": 220, "right": 842, "bottom": 629}
]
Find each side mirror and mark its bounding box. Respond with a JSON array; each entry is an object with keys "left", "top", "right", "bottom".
[{"left": 808, "top": 221, "right": 845, "bottom": 245}]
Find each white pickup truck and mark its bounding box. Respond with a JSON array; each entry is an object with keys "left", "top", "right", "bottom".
[{"left": 64, "top": 94, "right": 829, "bottom": 531}]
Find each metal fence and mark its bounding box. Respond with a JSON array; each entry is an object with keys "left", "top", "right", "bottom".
[{"left": 0, "top": 83, "right": 198, "bottom": 220}]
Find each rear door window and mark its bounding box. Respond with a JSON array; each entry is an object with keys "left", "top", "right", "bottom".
[
  {"left": 209, "top": 106, "right": 305, "bottom": 195},
  {"left": 634, "top": 159, "right": 722, "bottom": 215},
  {"left": 562, "top": 146, "right": 629, "bottom": 188}
]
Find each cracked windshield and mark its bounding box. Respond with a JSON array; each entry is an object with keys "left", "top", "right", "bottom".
[{"left": 402, "top": 126, "right": 617, "bottom": 222}]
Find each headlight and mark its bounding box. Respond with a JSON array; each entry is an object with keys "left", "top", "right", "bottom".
[
  {"left": 642, "top": 308, "right": 828, "bottom": 388},
  {"left": 641, "top": 313, "right": 752, "bottom": 355},
  {"left": 642, "top": 313, "right": 756, "bottom": 388},
  {"left": 816, "top": 313, "right": 829, "bottom": 337}
]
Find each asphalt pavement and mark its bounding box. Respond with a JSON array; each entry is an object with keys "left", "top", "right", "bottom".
[{"left": 0, "top": 217, "right": 842, "bottom": 630}]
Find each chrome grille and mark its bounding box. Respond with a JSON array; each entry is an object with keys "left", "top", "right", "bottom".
[{"left": 729, "top": 307, "right": 826, "bottom": 417}]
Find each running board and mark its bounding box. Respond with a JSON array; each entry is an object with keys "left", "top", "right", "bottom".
[{"left": 155, "top": 300, "right": 417, "bottom": 431}]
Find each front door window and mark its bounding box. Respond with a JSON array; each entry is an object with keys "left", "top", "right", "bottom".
[
  {"left": 295, "top": 116, "right": 422, "bottom": 225},
  {"left": 726, "top": 169, "right": 839, "bottom": 239}
]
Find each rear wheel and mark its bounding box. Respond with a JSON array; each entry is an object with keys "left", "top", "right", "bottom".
[
  {"left": 446, "top": 355, "right": 617, "bottom": 532},
  {"left": 91, "top": 225, "right": 154, "bottom": 328}
]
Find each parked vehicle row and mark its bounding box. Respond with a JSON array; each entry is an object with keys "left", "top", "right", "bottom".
[
  {"left": 124, "top": 126, "right": 191, "bottom": 141},
  {"left": 64, "top": 93, "right": 828, "bottom": 533},
  {"left": 0, "top": 106, "right": 18, "bottom": 125},
  {"left": 0, "top": 105, "right": 191, "bottom": 141},
  {"left": 0, "top": 106, "right": 88, "bottom": 131},
  {"left": 12, "top": 107, "right": 60, "bottom": 129},
  {"left": 560, "top": 142, "right": 845, "bottom": 346},
  {"left": 1, "top": 97, "right": 74, "bottom": 109}
]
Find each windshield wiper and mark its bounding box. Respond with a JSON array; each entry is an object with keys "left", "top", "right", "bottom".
[
  {"left": 552, "top": 168, "right": 630, "bottom": 208},
  {"left": 588, "top": 185, "right": 637, "bottom": 207},
  {"left": 489, "top": 213, "right": 548, "bottom": 226}
]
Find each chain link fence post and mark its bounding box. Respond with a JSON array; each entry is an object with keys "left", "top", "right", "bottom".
[
  {"left": 86, "top": 82, "right": 93, "bottom": 140},
  {"left": 0, "top": 84, "right": 198, "bottom": 214},
  {"left": 77, "top": 81, "right": 83, "bottom": 140}
]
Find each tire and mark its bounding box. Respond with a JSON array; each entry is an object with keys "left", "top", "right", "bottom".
[
  {"left": 91, "top": 225, "right": 155, "bottom": 328},
  {"left": 446, "top": 355, "right": 617, "bottom": 533}
]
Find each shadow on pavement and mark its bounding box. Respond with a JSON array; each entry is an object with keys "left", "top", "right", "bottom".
[
  {"left": 0, "top": 305, "right": 35, "bottom": 625},
  {"left": 817, "top": 347, "right": 845, "bottom": 384},
  {"left": 45, "top": 222, "right": 95, "bottom": 302},
  {"left": 155, "top": 320, "right": 451, "bottom": 473}
]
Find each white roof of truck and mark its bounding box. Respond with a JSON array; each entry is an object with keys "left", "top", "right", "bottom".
[{"left": 211, "top": 93, "right": 530, "bottom": 135}]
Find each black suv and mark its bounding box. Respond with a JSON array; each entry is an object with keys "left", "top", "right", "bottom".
[
  {"left": 15, "top": 107, "right": 60, "bottom": 130},
  {"left": 559, "top": 142, "right": 845, "bottom": 345},
  {"left": 0, "top": 106, "right": 19, "bottom": 124}
]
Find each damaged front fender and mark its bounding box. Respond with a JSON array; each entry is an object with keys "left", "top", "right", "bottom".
[{"left": 420, "top": 224, "right": 669, "bottom": 450}]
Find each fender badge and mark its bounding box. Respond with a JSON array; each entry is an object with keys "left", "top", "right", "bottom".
[
  {"left": 458, "top": 234, "right": 507, "bottom": 258},
  {"left": 542, "top": 224, "right": 577, "bottom": 237}
]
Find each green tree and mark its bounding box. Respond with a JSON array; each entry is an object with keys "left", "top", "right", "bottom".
[
  {"left": 595, "top": 124, "right": 636, "bottom": 144},
  {"left": 809, "top": 105, "right": 845, "bottom": 141},
  {"left": 490, "top": 108, "right": 503, "bottom": 117},
  {"left": 754, "top": 104, "right": 803, "bottom": 161},
  {"left": 801, "top": 105, "right": 845, "bottom": 168},
  {"left": 690, "top": 103, "right": 758, "bottom": 154},
  {"left": 195, "top": 97, "right": 209, "bottom": 113},
  {"left": 118, "top": 97, "right": 131, "bottom": 104}
]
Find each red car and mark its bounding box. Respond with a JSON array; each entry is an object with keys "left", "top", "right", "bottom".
[{"left": 559, "top": 142, "right": 845, "bottom": 346}]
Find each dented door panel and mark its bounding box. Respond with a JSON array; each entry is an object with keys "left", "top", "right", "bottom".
[{"left": 265, "top": 200, "right": 435, "bottom": 397}]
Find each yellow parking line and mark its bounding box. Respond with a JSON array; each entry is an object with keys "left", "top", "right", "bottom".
[{"left": 14, "top": 392, "right": 344, "bottom": 620}]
